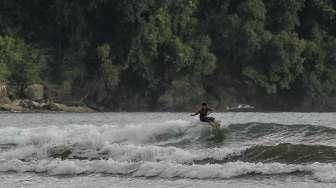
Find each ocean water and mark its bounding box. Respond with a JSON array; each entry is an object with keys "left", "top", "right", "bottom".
[{"left": 0, "top": 112, "right": 335, "bottom": 188}]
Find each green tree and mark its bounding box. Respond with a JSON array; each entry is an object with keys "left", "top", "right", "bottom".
[
  {"left": 0, "top": 36, "right": 42, "bottom": 87},
  {"left": 265, "top": 0, "right": 305, "bottom": 33},
  {"left": 243, "top": 32, "right": 305, "bottom": 94},
  {"left": 127, "top": 0, "right": 216, "bottom": 107}
]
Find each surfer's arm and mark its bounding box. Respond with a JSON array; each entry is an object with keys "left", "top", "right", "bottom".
[
  {"left": 208, "top": 108, "right": 215, "bottom": 113},
  {"left": 190, "top": 111, "right": 199, "bottom": 116}
]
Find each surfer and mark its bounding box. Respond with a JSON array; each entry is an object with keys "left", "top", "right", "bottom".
[{"left": 191, "top": 102, "right": 216, "bottom": 124}]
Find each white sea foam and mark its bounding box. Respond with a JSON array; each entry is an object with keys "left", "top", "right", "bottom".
[
  {"left": 0, "top": 120, "right": 195, "bottom": 146},
  {"left": 0, "top": 120, "right": 245, "bottom": 168},
  {"left": 0, "top": 159, "right": 335, "bottom": 182},
  {"left": 0, "top": 140, "right": 246, "bottom": 165}
]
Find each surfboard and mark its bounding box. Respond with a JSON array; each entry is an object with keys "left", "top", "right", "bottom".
[{"left": 210, "top": 120, "right": 221, "bottom": 129}]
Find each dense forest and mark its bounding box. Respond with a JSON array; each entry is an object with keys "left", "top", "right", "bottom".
[{"left": 1, "top": 0, "right": 336, "bottom": 111}]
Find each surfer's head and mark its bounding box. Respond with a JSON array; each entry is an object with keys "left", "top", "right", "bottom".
[{"left": 202, "top": 102, "right": 207, "bottom": 108}]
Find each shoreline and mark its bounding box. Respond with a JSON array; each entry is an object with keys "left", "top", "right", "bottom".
[
  {"left": 0, "top": 99, "right": 95, "bottom": 113},
  {"left": 1, "top": 109, "right": 336, "bottom": 113},
  {"left": 1, "top": 98, "right": 336, "bottom": 113}
]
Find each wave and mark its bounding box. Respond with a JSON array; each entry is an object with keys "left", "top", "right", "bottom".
[
  {"left": 0, "top": 120, "right": 195, "bottom": 145},
  {"left": 0, "top": 121, "right": 335, "bottom": 147},
  {"left": 226, "top": 122, "right": 336, "bottom": 143},
  {"left": 1, "top": 120, "right": 336, "bottom": 182},
  {"left": 0, "top": 141, "right": 246, "bottom": 164},
  {"left": 1, "top": 121, "right": 336, "bottom": 164},
  {"left": 194, "top": 143, "right": 336, "bottom": 164},
  {"left": 2, "top": 139, "right": 336, "bottom": 169},
  {"left": 0, "top": 121, "right": 223, "bottom": 150},
  {"left": 0, "top": 159, "right": 336, "bottom": 182},
  {"left": 4, "top": 142, "right": 334, "bottom": 165}
]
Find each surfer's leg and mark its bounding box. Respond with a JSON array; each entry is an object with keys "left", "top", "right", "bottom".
[
  {"left": 207, "top": 117, "right": 220, "bottom": 129},
  {"left": 206, "top": 117, "right": 216, "bottom": 128}
]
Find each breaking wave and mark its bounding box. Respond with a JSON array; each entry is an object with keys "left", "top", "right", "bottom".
[
  {"left": 0, "top": 120, "right": 336, "bottom": 182},
  {"left": 1, "top": 159, "right": 336, "bottom": 182}
]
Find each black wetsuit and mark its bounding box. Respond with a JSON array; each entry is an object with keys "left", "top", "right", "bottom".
[{"left": 198, "top": 108, "right": 215, "bottom": 123}]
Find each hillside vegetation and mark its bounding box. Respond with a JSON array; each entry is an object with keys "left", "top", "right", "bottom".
[{"left": 1, "top": 0, "right": 336, "bottom": 111}]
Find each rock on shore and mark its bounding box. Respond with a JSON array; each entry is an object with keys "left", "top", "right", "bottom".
[{"left": 0, "top": 99, "right": 94, "bottom": 112}]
